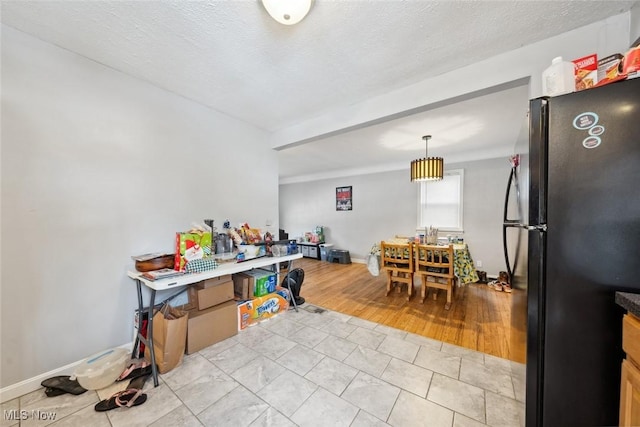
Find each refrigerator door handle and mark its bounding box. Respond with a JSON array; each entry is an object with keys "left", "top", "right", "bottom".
[
  {"left": 503, "top": 167, "right": 518, "bottom": 224},
  {"left": 504, "top": 221, "right": 547, "bottom": 232},
  {"left": 525, "top": 224, "right": 547, "bottom": 232},
  {"left": 504, "top": 221, "right": 528, "bottom": 228},
  {"left": 503, "top": 166, "right": 522, "bottom": 281},
  {"left": 502, "top": 225, "right": 517, "bottom": 281}
]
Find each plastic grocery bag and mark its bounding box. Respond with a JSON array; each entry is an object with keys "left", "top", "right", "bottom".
[{"left": 366, "top": 243, "right": 381, "bottom": 277}]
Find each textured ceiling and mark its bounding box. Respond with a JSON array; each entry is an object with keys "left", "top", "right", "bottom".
[
  {"left": 278, "top": 83, "right": 531, "bottom": 181},
  {"left": 1, "top": 1, "right": 637, "bottom": 180}
]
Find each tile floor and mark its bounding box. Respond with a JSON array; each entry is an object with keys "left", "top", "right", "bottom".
[{"left": 1, "top": 305, "right": 525, "bottom": 427}]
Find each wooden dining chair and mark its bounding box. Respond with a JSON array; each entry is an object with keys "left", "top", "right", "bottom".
[
  {"left": 415, "top": 244, "right": 455, "bottom": 309},
  {"left": 380, "top": 241, "right": 414, "bottom": 300}
]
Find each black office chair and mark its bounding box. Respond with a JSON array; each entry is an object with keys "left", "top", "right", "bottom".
[{"left": 281, "top": 268, "right": 305, "bottom": 306}]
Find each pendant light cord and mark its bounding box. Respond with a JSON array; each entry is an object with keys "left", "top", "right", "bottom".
[{"left": 422, "top": 135, "right": 432, "bottom": 158}]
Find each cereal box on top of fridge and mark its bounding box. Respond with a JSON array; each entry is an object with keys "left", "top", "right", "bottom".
[
  {"left": 572, "top": 54, "right": 598, "bottom": 91},
  {"left": 595, "top": 53, "right": 625, "bottom": 87}
]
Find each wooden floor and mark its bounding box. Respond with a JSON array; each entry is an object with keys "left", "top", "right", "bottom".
[{"left": 293, "top": 258, "right": 525, "bottom": 362}]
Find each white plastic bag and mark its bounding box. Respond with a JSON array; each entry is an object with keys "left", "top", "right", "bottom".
[
  {"left": 366, "top": 243, "right": 381, "bottom": 277},
  {"left": 366, "top": 254, "right": 380, "bottom": 276}
]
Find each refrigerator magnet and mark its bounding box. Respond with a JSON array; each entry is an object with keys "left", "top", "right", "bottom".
[
  {"left": 588, "top": 125, "right": 605, "bottom": 136},
  {"left": 582, "top": 136, "right": 601, "bottom": 149},
  {"left": 573, "top": 112, "right": 599, "bottom": 130}
]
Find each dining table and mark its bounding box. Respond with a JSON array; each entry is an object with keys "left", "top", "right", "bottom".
[
  {"left": 450, "top": 243, "right": 480, "bottom": 285},
  {"left": 379, "top": 238, "right": 479, "bottom": 285}
]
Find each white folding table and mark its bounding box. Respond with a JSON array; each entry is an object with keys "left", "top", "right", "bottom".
[{"left": 127, "top": 252, "right": 303, "bottom": 386}]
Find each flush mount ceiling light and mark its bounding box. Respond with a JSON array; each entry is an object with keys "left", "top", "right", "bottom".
[
  {"left": 410, "top": 135, "right": 444, "bottom": 182},
  {"left": 261, "top": 0, "right": 313, "bottom": 25}
]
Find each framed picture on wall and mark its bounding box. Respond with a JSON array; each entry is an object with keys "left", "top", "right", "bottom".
[{"left": 336, "top": 186, "right": 352, "bottom": 211}]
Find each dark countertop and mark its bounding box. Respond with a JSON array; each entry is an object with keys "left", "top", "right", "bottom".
[{"left": 616, "top": 292, "right": 640, "bottom": 318}]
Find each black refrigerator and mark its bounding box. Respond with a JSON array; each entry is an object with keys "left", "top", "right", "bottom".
[{"left": 507, "top": 76, "right": 640, "bottom": 427}]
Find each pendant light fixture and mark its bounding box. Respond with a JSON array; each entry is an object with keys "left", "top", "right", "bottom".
[
  {"left": 410, "top": 135, "right": 444, "bottom": 182},
  {"left": 262, "top": 0, "right": 313, "bottom": 25}
]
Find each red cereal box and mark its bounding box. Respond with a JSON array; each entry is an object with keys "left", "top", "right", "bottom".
[{"left": 572, "top": 54, "right": 598, "bottom": 91}]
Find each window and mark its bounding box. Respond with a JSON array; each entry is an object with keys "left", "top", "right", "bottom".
[{"left": 418, "top": 169, "right": 464, "bottom": 232}]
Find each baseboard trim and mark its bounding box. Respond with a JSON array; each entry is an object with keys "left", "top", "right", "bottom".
[{"left": 0, "top": 342, "right": 133, "bottom": 404}]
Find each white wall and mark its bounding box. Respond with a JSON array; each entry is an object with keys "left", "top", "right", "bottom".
[
  {"left": 279, "top": 170, "right": 418, "bottom": 258},
  {"left": 0, "top": 25, "right": 278, "bottom": 391},
  {"left": 631, "top": 3, "right": 640, "bottom": 45},
  {"left": 454, "top": 157, "right": 513, "bottom": 276},
  {"left": 279, "top": 157, "right": 511, "bottom": 276}
]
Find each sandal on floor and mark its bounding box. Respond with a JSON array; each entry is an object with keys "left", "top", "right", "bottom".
[
  {"left": 41, "top": 376, "right": 87, "bottom": 396},
  {"left": 44, "top": 387, "right": 67, "bottom": 397},
  {"left": 116, "top": 361, "right": 151, "bottom": 382},
  {"left": 487, "top": 281, "right": 502, "bottom": 291},
  {"left": 94, "top": 388, "right": 147, "bottom": 411},
  {"left": 128, "top": 373, "right": 151, "bottom": 391}
]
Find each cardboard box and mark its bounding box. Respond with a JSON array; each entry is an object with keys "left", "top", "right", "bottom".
[
  {"left": 233, "top": 270, "right": 276, "bottom": 298},
  {"left": 237, "top": 288, "right": 290, "bottom": 330},
  {"left": 186, "top": 300, "right": 238, "bottom": 354},
  {"left": 250, "top": 269, "right": 277, "bottom": 297},
  {"left": 232, "top": 273, "right": 254, "bottom": 300},
  {"left": 622, "top": 45, "right": 640, "bottom": 77},
  {"left": 597, "top": 53, "right": 624, "bottom": 85},
  {"left": 202, "top": 274, "right": 232, "bottom": 288},
  {"left": 573, "top": 54, "right": 598, "bottom": 91},
  {"left": 188, "top": 280, "right": 234, "bottom": 310}
]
